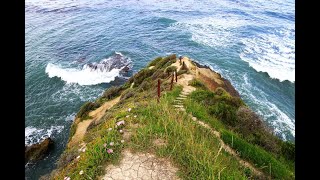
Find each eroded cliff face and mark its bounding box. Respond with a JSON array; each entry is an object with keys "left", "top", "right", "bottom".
[{"left": 172, "top": 56, "right": 240, "bottom": 97}]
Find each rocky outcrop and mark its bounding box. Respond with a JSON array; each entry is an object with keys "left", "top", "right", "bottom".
[
  {"left": 25, "top": 138, "right": 54, "bottom": 163},
  {"left": 177, "top": 57, "right": 240, "bottom": 98}
]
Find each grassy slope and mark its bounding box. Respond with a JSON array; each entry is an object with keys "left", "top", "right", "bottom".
[
  {"left": 184, "top": 86, "right": 295, "bottom": 179},
  {"left": 49, "top": 55, "right": 294, "bottom": 180}
]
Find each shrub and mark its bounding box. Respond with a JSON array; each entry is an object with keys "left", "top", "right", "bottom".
[
  {"left": 209, "top": 102, "right": 237, "bottom": 126},
  {"left": 56, "top": 147, "right": 78, "bottom": 168},
  {"left": 76, "top": 102, "right": 99, "bottom": 120},
  {"left": 148, "top": 56, "right": 162, "bottom": 67},
  {"left": 167, "top": 54, "right": 177, "bottom": 60},
  {"left": 102, "top": 86, "right": 122, "bottom": 100},
  {"left": 236, "top": 106, "right": 280, "bottom": 154},
  {"left": 280, "top": 141, "right": 295, "bottom": 162},
  {"left": 213, "top": 90, "right": 244, "bottom": 108},
  {"left": 138, "top": 79, "right": 153, "bottom": 92},
  {"left": 120, "top": 88, "right": 135, "bottom": 101},
  {"left": 190, "top": 90, "right": 215, "bottom": 103},
  {"left": 162, "top": 59, "right": 175, "bottom": 69},
  {"left": 155, "top": 54, "right": 176, "bottom": 69},
  {"left": 215, "top": 87, "right": 227, "bottom": 96},
  {"left": 68, "top": 123, "right": 77, "bottom": 142},
  {"left": 165, "top": 66, "right": 177, "bottom": 74},
  {"left": 151, "top": 69, "right": 168, "bottom": 80},
  {"left": 132, "top": 68, "right": 156, "bottom": 87},
  {"left": 188, "top": 79, "right": 206, "bottom": 89}
]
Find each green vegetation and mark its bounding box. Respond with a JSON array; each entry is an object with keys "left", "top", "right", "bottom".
[
  {"left": 76, "top": 102, "right": 100, "bottom": 120},
  {"left": 188, "top": 78, "right": 207, "bottom": 89},
  {"left": 154, "top": 54, "right": 176, "bottom": 69},
  {"left": 148, "top": 56, "right": 163, "bottom": 67},
  {"left": 54, "top": 119, "right": 125, "bottom": 180},
  {"left": 165, "top": 66, "right": 177, "bottom": 74},
  {"left": 68, "top": 123, "right": 78, "bottom": 142},
  {"left": 129, "top": 87, "right": 253, "bottom": 179},
  {"left": 221, "top": 131, "right": 294, "bottom": 179},
  {"left": 184, "top": 87, "right": 295, "bottom": 179},
  {"left": 102, "top": 86, "right": 122, "bottom": 100},
  {"left": 95, "top": 86, "right": 124, "bottom": 107},
  {"left": 132, "top": 68, "right": 156, "bottom": 87},
  {"left": 51, "top": 54, "right": 294, "bottom": 180}
]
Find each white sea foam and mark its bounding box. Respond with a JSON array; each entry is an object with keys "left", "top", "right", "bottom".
[
  {"left": 51, "top": 83, "right": 103, "bottom": 103},
  {"left": 25, "top": 126, "right": 64, "bottom": 145},
  {"left": 238, "top": 74, "right": 294, "bottom": 140},
  {"left": 169, "top": 0, "right": 295, "bottom": 83},
  {"left": 45, "top": 63, "right": 121, "bottom": 85},
  {"left": 171, "top": 15, "right": 249, "bottom": 48},
  {"left": 172, "top": 17, "right": 295, "bottom": 82},
  {"left": 46, "top": 52, "right": 131, "bottom": 85},
  {"left": 240, "top": 28, "right": 295, "bottom": 82},
  {"left": 65, "top": 113, "right": 76, "bottom": 122}
]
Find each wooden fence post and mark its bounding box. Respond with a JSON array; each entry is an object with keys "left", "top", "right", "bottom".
[
  {"left": 175, "top": 70, "right": 177, "bottom": 82},
  {"left": 170, "top": 73, "right": 174, "bottom": 90}
]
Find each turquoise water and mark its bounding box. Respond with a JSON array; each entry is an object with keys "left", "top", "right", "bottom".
[{"left": 25, "top": 0, "right": 295, "bottom": 179}]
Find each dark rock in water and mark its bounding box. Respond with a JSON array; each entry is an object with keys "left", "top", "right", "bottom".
[
  {"left": 121, "top": 66, "right": 130, "bottom": 72},
  {"left": 25, "top": 138, "right": 54, "bottom": 164},
  {"left": 84, "top": 52, "right": 132, "bottom": 73}
]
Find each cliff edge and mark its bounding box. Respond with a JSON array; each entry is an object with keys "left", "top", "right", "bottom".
[{"left": 43, "top": 54, "right": 294, "bottom": 180}]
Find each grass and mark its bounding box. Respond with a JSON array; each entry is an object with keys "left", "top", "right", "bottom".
[
  {"left": 52, "top": 54, "right": 294, "bottom": 180},
  {"left": 188, "top": 78, "right": 207, "bottom": 90},
  {"left": 148, "top": 56, "right": 163, "bottom": 67},
  {"left": 221, "top": 130, "right": 294, "bottom": 179},
  {"left": 76, "top": 102, "right": 99, "bottom": 121},
  {"left": 165, "top": 65, "right": 177, "bottom": 74},
  {"left": 128, "top": 86, "right": 254, "bottom": 179},
  {"left": 184, "top": 89, "right": 295, "bottom": 179},
  {"left": 68, "top": 123, "right": 78, "bottom": 142},
  {"left": 53, "top": 119, "right": 125, "bottom": 180}
]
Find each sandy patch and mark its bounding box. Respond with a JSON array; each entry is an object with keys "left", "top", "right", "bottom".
[{"left": 68, "top": 97, "right": 120, "bottom": 147}]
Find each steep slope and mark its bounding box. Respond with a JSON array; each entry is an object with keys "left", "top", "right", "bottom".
[{"left": 44, "top": 54, "right": 294, "bottom": 180}]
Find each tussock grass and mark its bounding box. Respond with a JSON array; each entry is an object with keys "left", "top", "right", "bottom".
[
  {"left": 184, "top": 89, "right": 295, "bottom": 179},
  {"left": 148, "top": 56, "right": 163, "bottom": 67},
  {"left": 76, "top": 102, "right": 99, "bottom": 120},
  {"left": 129, "top": 86, "right": 251, "bottom": 179},
  {"left": 188, "top": 78, "right": 207, "bottom": 90},
  {"left": 221, "top": 131, "right": 294, "bottom": 179}
]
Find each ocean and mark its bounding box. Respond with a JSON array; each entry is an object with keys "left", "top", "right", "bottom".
[{"left": 25, "top": 0, "right": 295, "bottom": 179}]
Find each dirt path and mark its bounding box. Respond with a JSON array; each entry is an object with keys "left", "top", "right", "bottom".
[
  {"left": 100, "top": 149, "right": 180, "bottom": 180},
  {"left": 68, "top": 97, "right": 120, "bottom": 147},
  {"left": 100, "top": 123, "right": 180, "bottom": 180}
]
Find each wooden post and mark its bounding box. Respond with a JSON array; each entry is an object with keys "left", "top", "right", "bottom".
[
  {"left": 170, "top": 73, "right": 174, "bottom": 90},
  {"left": 175, "top": 70, "right": 177, "bottom": 82},
  {"left": 157, "top": 79, "right": 160, "bottom": 103}
]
